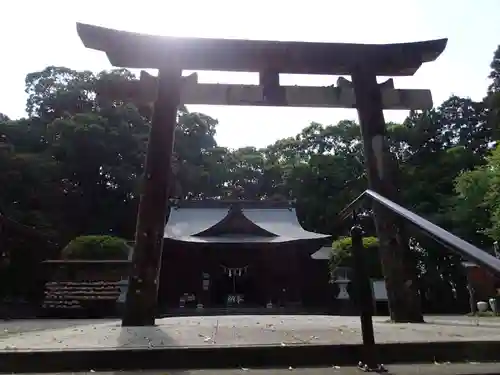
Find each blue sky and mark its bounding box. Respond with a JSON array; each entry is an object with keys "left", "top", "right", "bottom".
[{"left": 1, "top": 0, "right": 499, "bottom": 148}]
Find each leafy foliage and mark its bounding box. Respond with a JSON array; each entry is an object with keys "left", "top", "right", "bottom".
[
  {"left": 453, "top": 144, "right": 500, "bottom": 243},
  {"left": 61, "top": 235, "right": 130, "bottom": 260}
]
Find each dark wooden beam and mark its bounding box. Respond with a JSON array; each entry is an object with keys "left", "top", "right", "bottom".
[
  {"left": 77, "top": 23, "right": 447, "bottom": 76},
  {"left": 259, "top": 70, "right": 285, "bottom": 106},
  {"left": 121, "top": 66, "right": 181, "bottom": 326},
  {"left": 351, "top": 68, "right": 423, "bottom": 323},
  {"left": 96, "top": 72, "right": 433, "bottom": 110}
]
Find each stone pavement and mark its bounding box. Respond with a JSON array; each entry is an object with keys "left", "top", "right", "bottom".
[
  {"left": 2, "top": 315, "right": 500, "bottom": 350},
  {"left": 421, "top": 315, "right": 500, "bottom": 327},
  {"left": 11, "top": 363, "right": 500, "bottom": 375}
]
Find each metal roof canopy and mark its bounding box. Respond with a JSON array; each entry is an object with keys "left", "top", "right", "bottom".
[
  {"left": 76, "top": 23, "right": 447, "bottom": 76},
  {"left": 164, "top": 206, "right": 330, "bottom": 244}
]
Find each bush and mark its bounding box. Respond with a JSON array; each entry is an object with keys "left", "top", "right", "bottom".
[
  {"left": 329, "top": 236, "right": 382, "bottom": 279},
  {"left": 61, "top": 235, "right": 130, "bottom": 260}
]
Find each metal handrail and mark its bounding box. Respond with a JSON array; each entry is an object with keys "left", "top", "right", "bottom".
[
  {"left": 341, "top": 189, "right": 500, "bottom": 276},
  {"left": 340, "top": 189, "right": 500, "bottom": 370}
]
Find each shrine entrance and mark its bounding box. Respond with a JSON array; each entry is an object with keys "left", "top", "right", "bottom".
[
  {"left": 213, "top": 265, "right": 254, "bottom": 307},
  {"left": 76, "top": 22, "right": 448, "bottom": 326}
]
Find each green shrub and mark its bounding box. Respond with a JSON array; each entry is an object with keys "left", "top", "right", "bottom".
[
  {"left": 61, "top": 235, "right": 130, "bottom": 260},
  {"left": 329, "top": 236, "right": 382, "bottom": 279}
]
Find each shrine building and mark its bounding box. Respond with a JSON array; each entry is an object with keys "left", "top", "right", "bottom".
[{"left": 158, "top": 200, "right": 332, "bottom": 310}]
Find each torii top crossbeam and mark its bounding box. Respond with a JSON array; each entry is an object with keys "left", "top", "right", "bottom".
[{"left": 77, "top": 23, "right": 447, "bottom": 76}]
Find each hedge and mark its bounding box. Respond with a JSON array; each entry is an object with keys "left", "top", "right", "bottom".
[
  {"left": 329, "top": 236, "right": 382, "bottom": 279},
  {"left": 61, "top": 235, "right": 130, "bottom": 260}
]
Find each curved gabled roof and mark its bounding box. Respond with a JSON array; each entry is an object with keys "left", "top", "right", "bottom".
[
  {"left": 242, "top": 208, "right": 328, "bottom": 241},
  {"left": 163, "top": 205, "right": 331, "bottom": 244},
  {"left": 194, "top": 205, "right": 278, "bottom": 238},
  {"left": 76, "top": 23, "right": 447, "bottom": 76},
  {"left": 164, "top": 208, "right": 228, "bottom": 239}
]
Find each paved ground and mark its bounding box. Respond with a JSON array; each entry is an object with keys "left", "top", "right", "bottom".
[
  {"left": 2, "top": 315, "right": 500, "bottom": 351},
  {"left": 0, "top": 319, "right": 116, "bottom": 336},
  {"left": 423, "top": 315, "right": 500, "bottom": 327},
  {"left": 10, "top": 363, "right": 500, "bottom": 375}
]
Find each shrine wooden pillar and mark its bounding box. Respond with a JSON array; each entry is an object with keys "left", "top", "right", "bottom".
[
  {"left": 0, "top": 215, "right": 5, "bottom": 259},
  {"left": 351, "top": 68, "right": 423, "bottom": 323},
  {"left": 122, "top": 67, "right": 181, "bottom": 326}
]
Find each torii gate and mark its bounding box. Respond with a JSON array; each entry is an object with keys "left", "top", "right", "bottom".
[{"left": 76, "top": 23, "right": 447, "bottom": 326}]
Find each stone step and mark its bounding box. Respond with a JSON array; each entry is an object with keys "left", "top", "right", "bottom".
[
  {"left": 2, "top": 341, "right": 500, "bottom": 373},
  {"left": 10, "top": 363, "right": 500, "bottom": 375},
  {"left": 159, "top": 307, "right": 329, "bottom": 317}
]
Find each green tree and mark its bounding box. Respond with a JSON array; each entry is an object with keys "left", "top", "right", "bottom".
[
  {"left": 488, "top": 45, "right": 500, "bottom": 95},
  {"left": 3, "top": 66, "right": 221, "bottom": 241},
  {"left": 455, "top": 145, "right": 500, "bottom": 243}
]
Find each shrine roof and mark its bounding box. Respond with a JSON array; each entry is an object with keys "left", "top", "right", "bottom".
[
  {"left": 77, "top": 23, "right": 447, "bottom": 76},
  {"left": 164, "top": 203, "right": 331, "bottom": 244}
]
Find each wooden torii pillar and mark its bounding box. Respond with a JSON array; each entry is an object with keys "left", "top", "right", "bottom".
[{"left": 76, "top": 23, "right": 447, "bottom": 326}]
